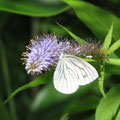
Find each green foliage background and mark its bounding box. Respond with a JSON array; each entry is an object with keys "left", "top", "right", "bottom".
[{"left": 0, "top": 0, "right": 120, "bottom": 120}]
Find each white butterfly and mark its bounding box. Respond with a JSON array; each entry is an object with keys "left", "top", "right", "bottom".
[{"left": 53, "top": 53, "right": 99, "bottom": 94}]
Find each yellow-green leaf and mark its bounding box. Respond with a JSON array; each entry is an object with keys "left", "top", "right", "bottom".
[
  {"left": 106, "top": 58, "right": 120, "bottom": 66},
  {"left": 103, "top": 24, "right": 113, "bottom": 53},
  {"left": 95, "top": 84, "right": 120, "bottom": 120},
  {"left": 56, "top": 22, "right": 85, "bottom": 44},
  {"left": 107, "top": 39, "right": 120, "bottom": 55}
]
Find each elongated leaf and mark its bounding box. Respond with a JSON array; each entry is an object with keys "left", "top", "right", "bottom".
[
  {"left": 95, "top": 84, "right": 120, "bottom": 120},
  {"left": 56, "top": 22, "right": 84, "bottom": 44},
  {"left": 63, "top": 0, "right": 120, "bottom": 41},
  {"left": 116, "top": 108, "right": 120, "bottom": 120},
  {"left": 107, "top": 39, "right": 120, "bottom": 55},
  {"left": 103, "top": 24, "right": 113, "bottom": 53},
  {"left": 106, "top": 58, "right": 120, "bottom": 66},
  {"left": 3, "top": 71, "right": 53, "bottom": 104},
  {"left": 0, "top": 39, "right": 17, "bottom": 120},
  {"left": 0, "top": 0, "right": 69, "bottom": 17},
  {"left": 98, "top": 67, "right": 106, "bottom": 98}
]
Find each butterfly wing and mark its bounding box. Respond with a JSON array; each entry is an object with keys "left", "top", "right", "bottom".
[
  {"left": 53, "top": 53, "right": 99, "bottom": 94},
  {"left": 65, "top": 54, "right": 99, "bottom": 85},
  {"left": 53, "top": 58, "right": 79, "bottom": 94}
]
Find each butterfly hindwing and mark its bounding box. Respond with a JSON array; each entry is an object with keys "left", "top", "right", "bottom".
[{"left": 67, "top": 55, "right": 98, "bottom": 82}]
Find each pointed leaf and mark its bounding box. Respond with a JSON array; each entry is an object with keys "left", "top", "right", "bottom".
[
  {"left": 106, "top": 58, "right": 120, "bottom": 66},
  {"left": 103, "top": 24, "right": 113, "bottom": 52},
  {"left": 56, "top": 22, "right": 85, "bottom": 44},
  {"left": 3, "top": 71, "right": 53, "bottom": 104},
  {"left": 107, "top": 39, "right": 120, "bottom": 55},
  {"left": 95, "top": 84, "right": 120, "bottom": 120}
]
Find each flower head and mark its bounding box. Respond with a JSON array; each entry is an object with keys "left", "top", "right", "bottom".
[
  {"left": 22, "top": 34, "right": 72, "bottom": 75},
  {"left": 22, "top": 34, "right": 107, "bottom": 75},
  {"left": 79, "top": 41, "right": 107, "bottom": 61}
]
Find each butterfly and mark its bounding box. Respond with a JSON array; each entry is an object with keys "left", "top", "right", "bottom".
[{"left": 53, "top": 53, "right": 99, "bottom": 94}]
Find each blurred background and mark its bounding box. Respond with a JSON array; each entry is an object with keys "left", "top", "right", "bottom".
[{"left": 0, "top": 0, "right": 120, "bottom": 120}]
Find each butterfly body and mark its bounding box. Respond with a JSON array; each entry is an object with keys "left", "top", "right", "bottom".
[{"left": 53, "top": 53, "right": 98, "bottom": 94}]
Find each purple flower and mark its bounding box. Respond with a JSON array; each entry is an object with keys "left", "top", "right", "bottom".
[
  {"left": 22, "top": 34, "right": 106, "bottom": 75},
  {"left": 22, "top": 34, "right": 72, "bottom": 75},
  {"left": 78, "top": 42, "right": 107, "bottom": 60}
]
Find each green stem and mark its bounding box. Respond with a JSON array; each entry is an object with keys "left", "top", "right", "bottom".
[
  {"left": 0, "top": 38, "right": 18, "bottom": 120},
  {"left": 98, "top": 66, "right": 106, "bottom": 98}
]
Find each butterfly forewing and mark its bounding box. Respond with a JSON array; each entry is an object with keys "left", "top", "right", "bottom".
[{"left": 54, "top": 58, "right": 79, "bottom": 94}]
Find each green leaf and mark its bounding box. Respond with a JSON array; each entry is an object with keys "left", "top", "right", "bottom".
[
  {"left": 3, "top": 71, "right": 53, "bottom": 104},
  {"left": 116, "top": 108, "right": 120, "bottom": 120},
  {"left": 63, "top": 0, "right": 120, "bottom": 41},
  {"left": 56, "top": 22, "right": 84, "bottom": 44},
  {"left": 0, "top": 0, "right": 69, "bottom": 17},
  {"left": 98, "top": 67, "right": 106, "bottom": 98},
  {"left": 107, "top": 39, "right": 120, "bottom": 55},
  {"left": 0, "top": 38, "right": 17, "bottom": 120},
  {"left": 106, "top": 58, "right": 120, "bottom": 66},
  {"left": 95, "top": 84, "right": 120, "bottom": 120},
  {"left": 103, "top": 24, "right": 113, "bottom": 53},
  {"left": 112, "top": 105, "right": 120, "bottom": 120}
]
